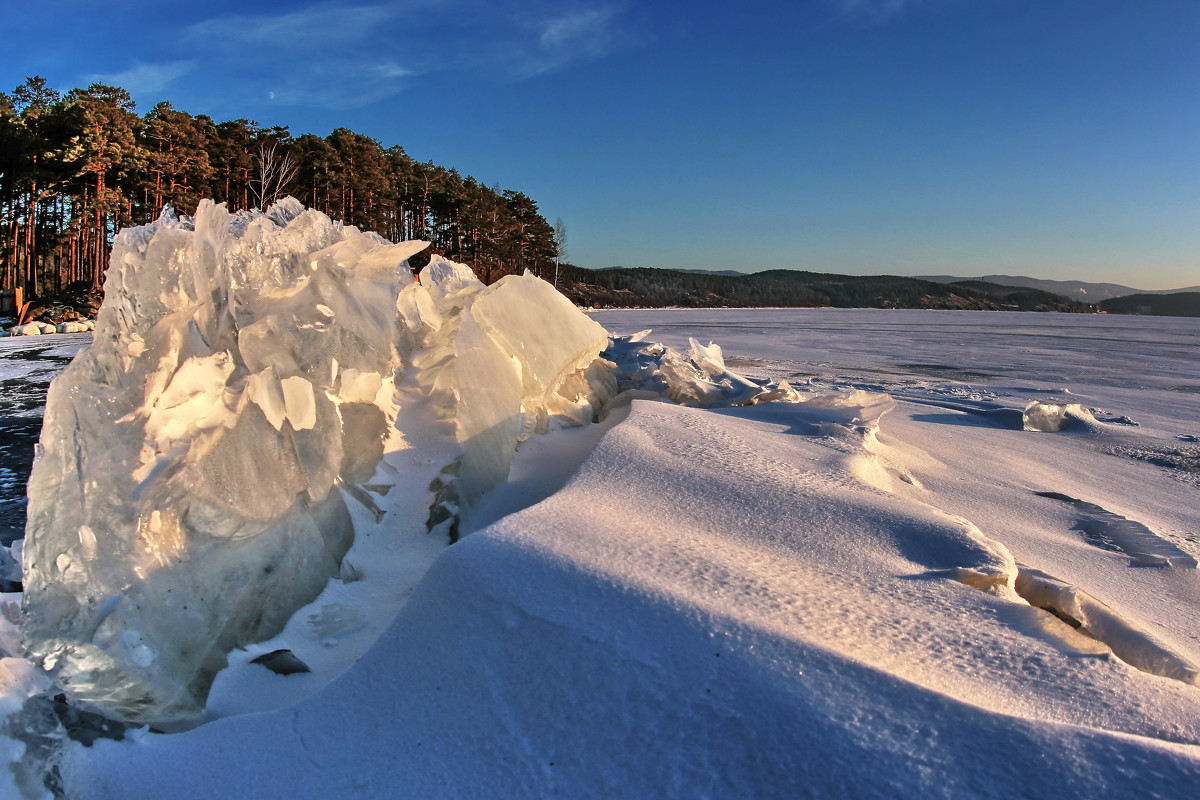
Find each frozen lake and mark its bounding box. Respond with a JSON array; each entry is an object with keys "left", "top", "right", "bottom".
[
  {"left": 593, "top": 308, "right": 1200, "bottom": 406},
  {"left": 595, "top": 307, "right": 1200, "bottom": 456}
]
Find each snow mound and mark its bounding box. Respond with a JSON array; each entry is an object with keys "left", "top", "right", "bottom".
[
  {"left": 20, "top": 201, "right": 611, "bottom": 727},
  {"left": 55, "top": 321, "right": 94, "bottom": 334},
  {"left": 4, "top": 320, "right": 98, "bottom": 337}
]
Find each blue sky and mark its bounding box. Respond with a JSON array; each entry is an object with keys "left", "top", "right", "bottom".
[{"left": 3, "top": 0, "right": 1197, "bottom": 288}]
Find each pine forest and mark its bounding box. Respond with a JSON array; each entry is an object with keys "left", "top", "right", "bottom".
[{"left": 0, "top": 77, "right": 560, "bottom": 298}]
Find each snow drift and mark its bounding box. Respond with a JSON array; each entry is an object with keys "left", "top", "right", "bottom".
[{"left": 19, "top": 200, "right": 612, "bottom": 726}]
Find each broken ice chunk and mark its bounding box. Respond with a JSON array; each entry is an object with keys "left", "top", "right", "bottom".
[{"left": 280, "top": 376, "right": 317, "bottom": 431}]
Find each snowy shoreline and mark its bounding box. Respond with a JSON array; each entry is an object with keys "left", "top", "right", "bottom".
[{"left": 1, "top": 307, "right": 1197, "bottom": 797}]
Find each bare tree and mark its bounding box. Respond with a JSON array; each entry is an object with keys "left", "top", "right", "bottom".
[
  {"left": 252, "top": 140, "right": 298, "bottom": 209},
  {"left": 553, "top": 217, "right": 567, "bottom": 288}
]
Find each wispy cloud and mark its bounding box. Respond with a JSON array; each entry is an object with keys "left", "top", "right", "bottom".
[
  {"left": 86, "top": 60, "right": 197, "bottom": 95},
  {"left": 515, "top": 6, "right": 629, "bottom": 78},
  {"left": 185, "top": 3, "right": 408, "bottom": 49},
  {"left": 91, "top": 1, "right": 638, "bottom": 114},
  {"left": 177, "top": 3, "right": 424, "bottom": 109},
  {"left": 262, "top": 58, "right": 419, "bottom": 109},
  {"left": 454, "top": 3, "right": 638, "bottom": 83}
]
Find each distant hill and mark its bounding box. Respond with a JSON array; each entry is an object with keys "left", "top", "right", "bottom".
[
  {"left": 918, "top": 274, "right": 1200, "bottom": 303},
  {"left": 559, "top": 266, "right": 1092, "bottom": 312},
  {"left": 603, "top": 267, "right": 749, "bottom": 278},
  {"left": 1100, "top": 292, "right": 1200, "bottom": 318},
  {"left": 678, "top": 269, "right": 748, "bottom": 277},
  {"left": 948, "top": 280, "right": 1090, "bottom": 310}
]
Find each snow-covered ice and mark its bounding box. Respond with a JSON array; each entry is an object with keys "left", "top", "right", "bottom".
[{"left": 1, "top": 270, "right": 1199, "bottom": 796}]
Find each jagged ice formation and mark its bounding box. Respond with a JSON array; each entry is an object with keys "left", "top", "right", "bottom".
[{"left": 19, "top": 199, "right": 614, "bottom": 726}]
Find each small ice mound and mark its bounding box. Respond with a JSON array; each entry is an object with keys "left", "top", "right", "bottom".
[
  {"left": 1022, "top": 401, "right": 1098, "bottom": 432},
  {"left": 732, "top": 390, "right": 896, "bottom": 463},
  {"left": 401, "top": 262, "right": 614, "bottom": 519},
  {"left": 792, "top": 390, "right": 895, "bottom": 438},
  {"left": 942, "top": 520, "right": 1018, "bottom": 594},
  {"left": 1014, "top": 567, "right": 1199, "bottom": 686},
  {"left": 603, "top": 332, "right": 799, "bottom": 410}
]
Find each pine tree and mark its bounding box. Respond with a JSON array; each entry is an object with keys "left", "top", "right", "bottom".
[
  {"left": 64, "top": 84, "right": 142, "bottom": 286},
  {"left": 142, "top": 102, "right": 214, "bottom": 217}
]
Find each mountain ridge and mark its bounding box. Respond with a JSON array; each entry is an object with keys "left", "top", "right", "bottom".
[{"left": 915, "top": 274, "right": 1200, "bottom": 302}]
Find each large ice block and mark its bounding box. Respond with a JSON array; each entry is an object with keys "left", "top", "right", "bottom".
[
  {"left": 21, "top": 203, "right": 615, "bottom": 727},
  {"left": 21, "top": 201, "right": 429, "bottom": 725}
]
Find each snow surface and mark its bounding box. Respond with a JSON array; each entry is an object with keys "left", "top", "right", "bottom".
[{"left": 3, "top": 303, "right": 1200, "bottom": 797}]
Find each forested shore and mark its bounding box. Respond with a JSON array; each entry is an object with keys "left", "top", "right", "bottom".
[
  {"left": 0, "top": 77, "right": 560, "bottom": 298},
  {"left": 559, "top": 266, "right": 1096, "bottom": 312}
]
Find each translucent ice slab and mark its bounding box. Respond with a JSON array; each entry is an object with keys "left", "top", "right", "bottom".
[{"left": 22, "top": 201, "right": 428, "bottom": 725}]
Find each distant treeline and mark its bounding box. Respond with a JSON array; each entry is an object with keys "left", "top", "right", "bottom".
[
  {"left": 558, "top": 266, "right": 1095, "bottom": 312},
  {"left": 0, "top": 76, "right": 559, "bottom": 296},
  {"left": 1100, "top": 292, "right": 1200, "bottom": 318}
]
